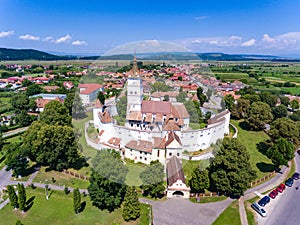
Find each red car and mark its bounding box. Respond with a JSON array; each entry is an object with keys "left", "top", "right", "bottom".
[
  {"left": 276, "top": 183, "right": 286, "bottom": 193},
  {"left": 268, "top": 189, "right": 278, "bottom": 199}
]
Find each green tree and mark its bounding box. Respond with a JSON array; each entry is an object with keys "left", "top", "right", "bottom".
[
  {"left": 10, "top": 94, "right": 31, "bottom": 113},
  {"left": 259, "top": 91, "right": 277, "bottom": 107},
  {"left": 151, "top": 82, "right": 170, "bottom": 93},
  {"left": 116, "top": 96, "right": 127, "bottom": 120},
  {"left": 88, "top": 150, "right": 128, "bottom": 211},
  {"left": 5, "top": 142, "right": 28, "bottom": 177},
  {"left": 266, "top": 138, "right": 295, "bottom": 166},
  {"left": 122, "top": 187, "right": 140, "bottom": 221},
  {"left": 246, "top": 102, "right": 273, "bottom": 130},
  {"left": 97, "top": 91, "right": 105, "bottom": 105},
  {"left": 290, "top": 110, "right": 300, "bottom": 121},
  {"left": 72, "top": 93, "right": 86, "bottom": 119},
  {"left": 15, "top": 110, "right": 33, "bottom": 127},
  {"left": 7, "top": 185, "right": 18, "bottom": 209},
  {"left": 39, "top": 100, "right": 72, "bottom": 126},
  {"left": 231, "top": 98, "right": 250, "bottom": 119},
  {"left": 272, "top": 105, "right": 288, "bottom": 120},
  {"left": 26, "top": 83, "right": 42, "bottom": 96},
  {"left": 18, "top": 183, "right": 26, "bottom": 212},
  {"left": 140, "top": 160, "right": 165, "bottom": 198},
  {"left": 279, "top": 96, "right": 290, "bottom": 107},
  {"left": 73, "top": 188, "right": 81, "bottom": 214},
  {"left": 269, "top": 117, "right": 299, "bottom": 144},
  {"left": 243, "top": 94, "right": 261, "bottom": 104},
  {"left": 64, "top": 92, "right": 75, "bottom": 116},
  {"left": 188, "top": 168, "right": 210, "bottom": 193},
  {"left": 176, "top": 92, "right": 187, "bottom": 103},
  {"left": 15, "top": 220, "right": 24, "bottom": 225},
  {"left": 209, "top": 138, "right": 256, "bottom": 196},
  {"left": 224, "top": 94, "right": 235, "bottom": 111},
  {"left": 184, "top": 100, "right": 202, "bottom": 123},
  {"left": 196, "top": 87, "right": 207, "bottom": 106},
  {"left": 163, "top": 94, "right": 169, "bottom": 101},
  {"left": 291, "top": 99, "right": 299, "bottom": 111},
  {"left": 23, "top": 121, "right": 81, "bottom": 170}
]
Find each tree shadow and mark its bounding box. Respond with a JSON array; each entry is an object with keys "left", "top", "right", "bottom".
[
  {"left": 256, "top": 141, "right": 272, "bottom": 156},
  {"left": 238, "top": 121, "right": 251, "bottom": 131},
  {"left": 256, "top": 162, "right": 277, "bottom": 173},
  {"left": 25, "top": 196, "right": 35, "bottom": 212},
  {"left": 71, "top": 157, "right": 89, "bottom": 171},
  {"left": 21, "top": 163, "right": 38, "bottom": 177},
  {"left": 79, "top": 201, "right": 86, "bottom": 213}
]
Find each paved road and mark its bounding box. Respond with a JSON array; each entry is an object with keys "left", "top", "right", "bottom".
[
  {"left": 262, "top": 153, "right": 300, "bottom": 225},
  {"left": 2, "top": 126, "right": 29, "bottom": 138},
  {"left": 140, "top": 197, "right": 233, "bottom": 225},
  {"left": 0, "top": 166, "right": 13, "bottom": 187}
]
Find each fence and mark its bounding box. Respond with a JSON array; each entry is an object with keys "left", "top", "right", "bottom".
[
  {"left": 62, "top": 169, "right": 89, "bottom": 181},
  {"left": 249, "top": 170, "right": 276, "bottom": 187},
  {"left": 190, "top": 192, "right": 224, "bottom": 198}
]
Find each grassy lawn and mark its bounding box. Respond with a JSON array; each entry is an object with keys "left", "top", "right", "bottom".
[
  {"left": 0, "top": 188, "right": 150, "bottom": 225},
  {"left": 182, "top": 159, "right": 210, "bottom": 180},
  {"left": 72, "top": 111, "right": 98, "bottom": 160},
  {"left": 33, "top": 167, "right": 90, "bottom": 189},
  {"left": 189, "top": 122, "right": 207, "bottom": 130},
  {"left": 125, "top": 164, "right": 146, "bottom": 187},
  {"left": 212, "top": 200, "right": 241, "bottom": 225},
  {"left": 231, "top": 120, "right": 275, "bottom": 180},
  {"left": 189, "top": 196, "right": 227, "bottom": 204}
]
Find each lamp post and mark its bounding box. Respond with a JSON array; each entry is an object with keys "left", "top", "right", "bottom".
[{"left": 44, "top": 180, "right": 49, "bottom": 200}]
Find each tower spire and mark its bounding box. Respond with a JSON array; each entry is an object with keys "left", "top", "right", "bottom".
[{"left": 131, "top": 50, "right": 139, "bottom": 78}]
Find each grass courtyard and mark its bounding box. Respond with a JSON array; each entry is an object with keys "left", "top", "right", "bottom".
[
  {"left": 230, "top": 120, "right": 275, "bottom": 180},
  {"left": 0, "top": 188, "right": 150, "bottom": 225},
  {"left": 212, "top": 200, "right": 241, "bottom": 225}
]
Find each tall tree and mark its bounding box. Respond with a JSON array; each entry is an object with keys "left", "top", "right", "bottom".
[
  {"left": 259, "top": 91, "right": 277, "bottom": 107},
  {"left": 5, "top": 142, "right": 28, "bottom": 177},
  {"left": 88, "top": 150, "right": 128, "bottom": 211},
  {"left": 266, "top": 138, "right": 295, "bottom": 166},
  {"left": 224, "top": 94, "right": 235, "bottom": 111},
  {"left": 243, "top": 94, "right": 261, "bottom": 104},
  {"left": 22, "top": 121, "right": 81, "bottom": 171},
  {"left": 97, "top": 91, "right": 105, "bottom": 105},
  {"left": 26, "top": 83, "right": 42, "bottom": 96},
  {"left": 122, "top": 187, "right": 141, "bottom": 221},
  {"left": 176, "top": 92, "right": 187, "bottom": 103},
  {"left": 188, "top": 168, "right": 210, "bottom": 193},
  {"left": 18, "top": 183, "right": 26, "bottom": 212},
  {"left": 7, "top": 185, "right": 18, "bottom": 209},
  {"left": 209, "top": 138, "right": 256, "bottom": 196},
  {"left": 151, "top": 82, "right": 170, "bottom": 93},
  {"left": 246, "top": 102, "right": 273, "bottom": 130},
  {"left": 272, "top": 105, "right": 288, "bottom": 120},
  {"left": 291, "top": 99, "right": 299, "bottom": 111},
  {"left": 72, "top": 93, "right": 86, "bottom": 119},
  {"left": 140, "top": 160, "right": 165, "bottom": 198},
  {"left": 73, "top": 188, "right": 81, "bottom": 214},
  {"left": 279, "top": 96, "right": 290, "bottom": 107},
  {"left": 231, "top": 98, "right": 250, "bottom": 119},
  {"left": 15, "top": 110, "right": 33, "bottom": 127},
  {"left": 39, "top": 100, "right": 72, "bottom": 126},
  {"left": 196, "top": 87, "right": 207, "bottom": 106},
  {"left": 64, "top": 92, "right": 75, "bottom": 116},
  {"left": 269, "top": 117, "right": 299, "bottom": 145}
]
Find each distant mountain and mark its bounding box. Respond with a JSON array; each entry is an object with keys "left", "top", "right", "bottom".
[
  {"left": 1, "top": 47, "right": 300, "bottom": 61},
  {"left": 0, "top": 48, "right": 75, "bottom": 61}
]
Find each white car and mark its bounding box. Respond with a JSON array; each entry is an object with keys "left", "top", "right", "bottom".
[{"left": 251, "top": 202, "right": 267, "bottom": 217}]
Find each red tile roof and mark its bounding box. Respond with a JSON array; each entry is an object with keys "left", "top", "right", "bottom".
[
  {"left": 167, "top": 156, "right": 186, "bottom": 186},
  {"left": 79, "top": 83, "right": 101, "bottom": 94},
  {"left": 101, "top": 111, "right": 113, "bottom": 123},
  {"left": 165, "top": 131, "right": 182, "bottom": 147},
  {"left": 142, "top": 100, "right": 172, "bottom": 114},
  {"left": 125, "top": 140, "right": 152, "bottom": 153}
]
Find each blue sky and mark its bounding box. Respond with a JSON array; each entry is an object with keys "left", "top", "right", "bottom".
[{"left": 1, "top": 0, "right": 300, "bottom": 55}]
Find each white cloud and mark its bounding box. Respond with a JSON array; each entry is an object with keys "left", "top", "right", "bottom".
[
  {"left": 195, "top": 16, "right": 208, "bottom": 20},
  {"left": 71, "top": 40, "right": 87, "bottom": 46},
  {"left": 241, "top": 39, "right": 256, "bottom": 47},
  {"left": 262, "top": 34, "right": 275, "bottom": 43},
  {"left": 55, "top": 34, "right": 72, "bottom": 44},
  {"left": 0, "top": 30, "right": 14, "bottom": 38},
  {"left": 230, "top": 35, "right": 242, "bottom": 40},
  {"left": 43, "top": 36, "right": 54, "bottom": 42},
  {"left": 19, "top": 34, "right": 40, "bottom": 41}
]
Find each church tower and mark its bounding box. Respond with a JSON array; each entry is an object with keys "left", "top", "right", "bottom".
[{"left": 127, "top": 52, "right": 143, "bottom": 113}]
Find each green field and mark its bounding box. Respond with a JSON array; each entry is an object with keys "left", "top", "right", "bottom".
[
  {"left": 182, "top": 159, "right": 210, "bottom": 180},
  {"left": 0, "top": 188, "right": 150, "bottom": 225},
  {"left": 231, "top": 120, "right": 275, "bottom": 180},
  {"left": 212, "top": 200, "right": 241, "bottom": 225}
]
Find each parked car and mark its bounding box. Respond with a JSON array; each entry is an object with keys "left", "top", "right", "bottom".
[
  {"left": 292, "top": 172, "right": 300, "bottom": 180},
  {"left": 276, "top": 183, "right": 286, "bottom": 193},
  {"left": 258, "top": 196, "right": 271, "bottom": 207},
  {"left": 251, "top": 202, "right": 267, "bottom": 217},
  {"left": 268, "top": 190, "right": 278, "bottom": 199},
  {"left": 285, "top": 178, "right": 294, "bottom": 187}
]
